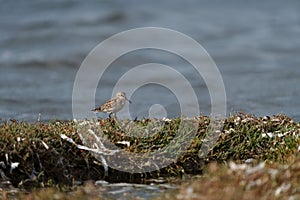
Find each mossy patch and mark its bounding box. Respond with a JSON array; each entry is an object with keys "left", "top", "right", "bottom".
[
  {"left": 157, "top": 152, "right": 300, "bottom": 200},
  {"left": 0, "top": 113, "right": 299, "bottom": 191}
]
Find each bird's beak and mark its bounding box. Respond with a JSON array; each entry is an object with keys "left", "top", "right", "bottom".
[{"left": 126, "top": 97, "right": 132, "bottom": 104}]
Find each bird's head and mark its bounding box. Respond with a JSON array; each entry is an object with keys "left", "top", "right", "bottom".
[{"left": 116, "top": 92, "right": 132, "bottom": 103}]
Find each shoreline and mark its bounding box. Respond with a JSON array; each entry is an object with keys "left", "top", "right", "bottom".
[{"left": 0, "top": 113, "right": 299, "bottom": 199}]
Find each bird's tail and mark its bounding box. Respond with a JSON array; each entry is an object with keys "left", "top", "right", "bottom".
[{"left": 91, "top": 107, "right": 101, "bottom": 112}]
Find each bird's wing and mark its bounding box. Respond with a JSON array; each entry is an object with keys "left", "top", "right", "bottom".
[{"left": 99, "top": 98, "right": 118, "bottom": 112}]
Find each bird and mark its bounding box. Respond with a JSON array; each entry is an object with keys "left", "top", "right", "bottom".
[{"left": 92, "top": 92, "right": 131, "bottom": 118}]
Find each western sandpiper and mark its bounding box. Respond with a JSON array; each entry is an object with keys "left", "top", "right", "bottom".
[{"left": 92, "top": 92, "right": 131, "bottom": 118}]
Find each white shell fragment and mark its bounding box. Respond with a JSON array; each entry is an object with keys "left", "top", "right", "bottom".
[{"left": 10, "top": 162, "right": 20, "bottom": 173}]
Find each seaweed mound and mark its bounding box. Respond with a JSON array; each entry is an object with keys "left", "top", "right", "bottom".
[{"left": 0, "top": 114, "right": 299, "bottom": 189}]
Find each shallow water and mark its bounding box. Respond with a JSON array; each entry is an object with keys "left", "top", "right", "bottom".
[
  {"left": 1, "top": 0, "right": 300, "bottom": 121},
  {"left": 0, "top": 179, "right": 175, "bottom": 200},
  {"left": 95, "top": 181, "right": 176, "bottom": 200}
]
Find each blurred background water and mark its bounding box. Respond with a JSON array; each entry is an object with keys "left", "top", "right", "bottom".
[{"left": 1, "top": 0, "right": 300, "bottom": 121}]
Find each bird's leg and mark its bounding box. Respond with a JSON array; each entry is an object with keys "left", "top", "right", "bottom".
[{"left": 109, "top": 113, "right": 112, "bottom": 118}]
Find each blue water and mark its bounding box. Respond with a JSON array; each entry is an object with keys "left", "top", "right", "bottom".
[{"left": 1, "top": 0, "right": 300, "bottom": 121}]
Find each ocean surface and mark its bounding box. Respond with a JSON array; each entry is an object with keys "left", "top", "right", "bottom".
[{"left": 1, "top": 0, "right": 300, "bottom": 121}]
